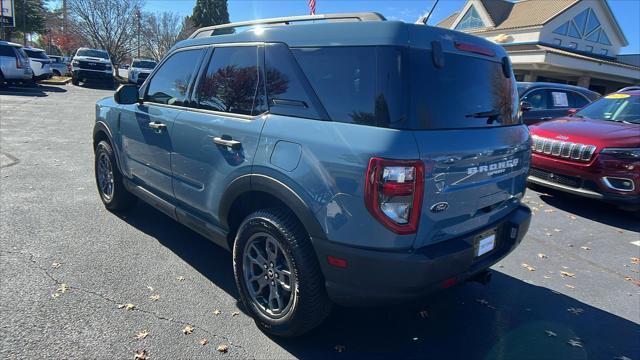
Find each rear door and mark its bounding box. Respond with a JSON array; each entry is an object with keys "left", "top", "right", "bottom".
[
  {"left": 407, "top": 45, "right": 530, "bottom": 249},
  {"left": 170, "top": 44, "right": 266, "bottom": 226},
  {"left": 118, "top": 47, "right": 206, "bottom": 201}
]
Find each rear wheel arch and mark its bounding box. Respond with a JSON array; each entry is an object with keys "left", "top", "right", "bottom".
[
  {"left": 93, "top": 122, "right": 124, "bottom": 174},
  {"left": 221, "top": 174, "right": 326, "bottom": 249}
]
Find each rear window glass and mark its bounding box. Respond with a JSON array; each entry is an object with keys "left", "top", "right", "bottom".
[
  {"left": 24, "top": 50, "right": 48, "bottom": 59},
  {"left": 291, "top": 46, "right": 519, "bottom": 129},
  {"left": 132, "top": 60, "right": 157, "bottom": 69},
  {"left": 0, "top": 45, "right": 16, "bottom": 57}
]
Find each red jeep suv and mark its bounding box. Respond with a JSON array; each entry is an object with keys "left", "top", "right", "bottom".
[{"left": 528, "top": 90, "right": 640, "bottom": 210}]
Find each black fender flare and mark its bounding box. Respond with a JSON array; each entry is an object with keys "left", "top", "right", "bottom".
[
  {"left": 219, "top": 174, "right": 326, "bottom": 240},
  {"left": 93, "top": 121, "right": 124, "bottom": 174}
]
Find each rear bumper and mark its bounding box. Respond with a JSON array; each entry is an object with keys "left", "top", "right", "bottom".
[{"left": 312, "top": 205, "right": 531, "bottom": 306}]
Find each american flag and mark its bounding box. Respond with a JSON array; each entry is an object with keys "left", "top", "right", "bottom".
[{"left": 309, "top": 0, "right": 316, "bottom": 15}]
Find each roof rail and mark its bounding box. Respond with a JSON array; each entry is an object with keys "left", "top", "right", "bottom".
[{"left": 189, "top": 12, "right": 386, "bottom": 39}]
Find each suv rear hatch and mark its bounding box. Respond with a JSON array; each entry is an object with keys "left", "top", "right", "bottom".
[{"left": 408, "top": 29, "right": 530, "bottom": 248}]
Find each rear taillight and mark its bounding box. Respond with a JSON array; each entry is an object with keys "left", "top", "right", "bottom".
[
  {"left": 365, "top": 158, "right": 424, "bottom": 235},
  {"left": 454, "top": 41, "right": 496, "bottom": 57},
  {"left": 16, "top": 57, "right": 23, "bottom": 69}
]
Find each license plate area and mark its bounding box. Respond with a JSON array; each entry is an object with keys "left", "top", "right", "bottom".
[{"left": 474, "top": 228, "right": 497, "bottom": 257}]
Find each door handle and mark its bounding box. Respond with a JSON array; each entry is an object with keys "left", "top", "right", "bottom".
[
  {"left": 212, "top": 136, "right": 241, "bottom": 150},
  {"left": 148, "top": 121, "right": 167, "bottom": 130}
]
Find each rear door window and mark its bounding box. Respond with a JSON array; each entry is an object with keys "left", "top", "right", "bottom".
[
  {"left": 567, "top": 91, "right": 590, "bottom": 108},
  {"left": 549, "top": 90, "right": 570, "bottom": 108},
  {"left": 145, "top": 48, "right": 206, "bottom": 106},
  {"left": 0, "top": 45, "right": 16, "bottom": 57},
  {"left": 522, "top": 89, "right": 548, "bottom": 109},
  {"left": 195, "top": 46, "right": 264, "bottom": 116}
]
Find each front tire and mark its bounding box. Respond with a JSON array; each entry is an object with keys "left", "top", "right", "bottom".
[
  {"left": 233, "top": 208, "right": 332, "bottom": 337},
  {"left": 94, "top": 140, "right": 136, "bottom": 211}
]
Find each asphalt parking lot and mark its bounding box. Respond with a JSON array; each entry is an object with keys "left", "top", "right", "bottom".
[{"left": 1, "top": 83, "right": 639, "bottom": 359}]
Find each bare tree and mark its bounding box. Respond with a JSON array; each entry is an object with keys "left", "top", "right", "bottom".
[
  {"left": 66, "top": 0, "right": 143, "bottom": 68},
  {"left": 141, "top": 12, "right": 182, "bottom": 61}
]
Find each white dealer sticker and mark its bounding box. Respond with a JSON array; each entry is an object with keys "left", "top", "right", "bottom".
[{"left": 477, "top": 234, "right": 496, "bottom": 257}]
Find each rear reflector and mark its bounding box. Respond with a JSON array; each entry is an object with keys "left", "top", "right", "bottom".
[
  {"left": 442, "top": 277, "right": 458, "bottom": 289},
  {"left": 327, "top": 256, "right": 348, "bottom": 268},
  {"left": 454, "top": 41, "right": 496, "bottom": 57}
]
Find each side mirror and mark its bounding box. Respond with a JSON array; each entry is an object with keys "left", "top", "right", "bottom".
[
  {"left": 567, "top": 108, "right": 578, "bottom": 116},
  {"left": 114, "top": 84, "right": 140, "bottom": 105},
  {"left": 520, "top": 101, "right": 532, "bottom": 112}
]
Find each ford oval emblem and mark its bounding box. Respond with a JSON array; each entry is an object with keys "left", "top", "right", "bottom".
[{"left": 430, "top": 202, "right": 449, "bottom": 213}]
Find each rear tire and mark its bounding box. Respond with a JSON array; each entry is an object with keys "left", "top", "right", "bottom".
[
  {"left": 0, "top": 72, "right": 6, "bottom": 88},
  {"left": 94, "top": 140, "right": 136, "bottom": 211},
  {"left": 233, "top": 208, "right": 332, "bottom": 337},
  {"left": 52, "top": 69, "right": 61, "bottom": 77},
  {"left": 72, "top": 77, "right": 79, "bottom": 86}
]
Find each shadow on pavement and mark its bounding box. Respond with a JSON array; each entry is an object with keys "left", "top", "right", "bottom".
[
  {"left": 119, "top": 202, "right": 639, "bottom": 360},
  {"left": 0, "top": 84, "right": 68, "bottom": 97},
  {"left": 534, "top": 187, "right": 639, "bottom": 232}
]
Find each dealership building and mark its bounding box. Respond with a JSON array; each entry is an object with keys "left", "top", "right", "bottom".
[{"left": 436, "top": 0, "right": 640, "bottom": 93}]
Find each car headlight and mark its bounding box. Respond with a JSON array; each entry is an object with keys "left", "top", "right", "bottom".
[
  {"left": 72, "top": 60, "right": 79, "bottom": 66},
  {"left": 600, "top": 148, "right": 640, "bottom": 160}
]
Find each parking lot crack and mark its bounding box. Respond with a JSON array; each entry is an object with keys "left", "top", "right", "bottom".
[{"left": 1, "top": 250, "right": 250, "bottom": 357}]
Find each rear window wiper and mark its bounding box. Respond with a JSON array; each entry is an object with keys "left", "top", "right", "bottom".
[{"left": 466, "top": 109, "right": 502, "bottom": 124}]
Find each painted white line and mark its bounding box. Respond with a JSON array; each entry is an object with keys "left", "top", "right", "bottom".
[{"left": 631, "top": 241, "right": 640, "bottom": 247}]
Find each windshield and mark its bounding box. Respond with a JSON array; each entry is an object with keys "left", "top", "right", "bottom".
[
  {"left": 76, "top": 49, "right": 109, "bottom": 59},
  {"left": 576, "top": 94, "right": 640, "bottom": 124},
  {"left": 132, "top": 60, "right": 157, "bottom": 69},
  {"left": 24, "top": 50, "right": 48, "bottom": 59}
]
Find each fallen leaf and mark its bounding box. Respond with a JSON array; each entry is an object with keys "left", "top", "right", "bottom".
[
  {"left": 565, "top": 284, "right": 575, "bottom": 289},
  {"left": 630, "top": 269, "right": 639, "bottom": 274},
  {"left": 624, "top": 276, "right": 633, "bottom": 281},
  {"left": 580, "top": 246, "right": 591, "bottom": 251},
  {"left": 545, "top": 232, "right": 552, "bottom": 237},
  {"left": 554, "top": 228, "right": 561, "bottom": 232},
  {"left": 543, "top": 275, "right": 551, "bottom": 279},
  {"left": 51, "top": 293, "right": 60, "bottom": 299},
  {"left": 149, "top": 294, "right": 160, "bottom": 302},
  {"left": 199, "top": 338, "right": 208, "bottom": 346},
  {"left": 146, "top": 286, "right": 154, "bottom": 292},
  {"left": 521, "top": 263, "right": 536, "bottom": 271},
  {"left": 334, "top": 345, "right": 346, "bottom": 353},
  {"left": 537, "top": 253, "right": 548, "bottom": 259},
  {"left": 567, "top": 307, "right": 584, "bottom": 315},
  {"left": 118, "top": 303, "right": 135, "bottom": 311},
  {"left": 217, "top": 344, "right": 229, "bottom": 353},
  {"left": 545, "top": 330, "right": 557, "bottom": 337},
  {"left": 532, "top": 207, "right": 539, "bottom": 211},
  {"left": 231, "top": 311, "right": 240, "bottom": 317},
  {"left": 617, "top": 230, "right": 624, "bottom": 234},
  {"left": 567, "top": 339, "right": 583, "bottom": 348},
  {"left": 182, "top": 325, "right": 194, "bottom": 335},
  {"left": 560, "top": 271, "right": 575, "bottom": 278},
  {"left": 57, "top": 284, "right": 69, "bottom": 294},
  {"left": 418, "top": 310, "right": 429, "bottom": 319},
  {"left": 569, "top": 215, "right": 577, "bottom": 220},
  {"left": 176, "top": 276, "right": 185, "bottom": 282},
  {"left": 135, "top": 329, "right": 149, "bottom": 339},
  {"left": 51, "top": 262, "right": 62, "bottom": 269},
  {"left": 134, "top": 350, "right": 148, "bottom": 360},
  {"left": 544, "top": 209, "right": 556, "bottom": 213},
  {"left": 213, "top": 309, "right": 221, "bottom": 316},
  {"left": 631, "top": 257, "right": 640, "bottom": 265}
]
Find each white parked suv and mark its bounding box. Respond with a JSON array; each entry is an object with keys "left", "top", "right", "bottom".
[
  {"left": 0, "top": 41, "right": 33, "bottom": 86},
  {"left": 127, "top": 58, "right": 156, "bottom": 85},
  {"left": 23, "top": 47, "right": 53, "bottom": 82},
  {"left": 71, "top": 48, "right": 114, "bottom": 86}
]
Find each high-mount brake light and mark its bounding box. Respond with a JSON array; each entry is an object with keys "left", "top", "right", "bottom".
[
  {"left": 454, "top": 41, "right": 496, "bottom": 57},
  {"left": 364, "top": 158, "right": 424, "bottom": 235}
]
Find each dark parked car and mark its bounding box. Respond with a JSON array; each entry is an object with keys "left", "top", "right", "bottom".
[
  {"left": 93, "top": 13, "right": 532, "bottom": 337},
  {"left": 518, "top": 82, "right": 600, "bottom": 125}
]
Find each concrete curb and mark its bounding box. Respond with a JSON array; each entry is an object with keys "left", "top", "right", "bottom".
[{"left": 40, "top": 77, "right": 72, "bottom": 85}]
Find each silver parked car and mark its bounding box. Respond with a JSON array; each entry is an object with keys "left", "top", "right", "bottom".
[
  {"left": 0, "top": 41, "right": 33, "bottom": 86},
  {"left": 47, "top": 55, "right": 70, "bottom": 76},
  {"left": 23, "top": 47, "right": 53, "bottom": 82}
]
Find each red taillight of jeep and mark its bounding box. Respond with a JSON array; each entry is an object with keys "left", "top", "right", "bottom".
[
  {"left": 365, "top": 158, "right": 424, "bottom": 235},
  {"left": 16, "top": 57, "right": 23, "bottom": 69}
]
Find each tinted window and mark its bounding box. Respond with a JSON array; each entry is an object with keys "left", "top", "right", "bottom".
[
  {"left": 264, "top": 43, "right": 324, "bottom": 120},
  {"left": 132, "top": 60, "right": 157, "bottom": 69},
  {"left": 522, "top": 89, "right": 548, "bottom": 109},
  {"left": 24, "top": 50, "right": 48, "bottom": 59},
  {"left": 409, "top": 49, "right": 519, "bottom": 128},
  {"left": 0, "top": 45, "right": 16, "bottom": 57},
  {"left": 567, "top": 91, "right": 590, "bottom": 108},
  {"left": 76, "top": 49, "right": 109, "bottom": 59},
  {"left": 292, "top": 46, "right": 406, "bottom": 127},
  {"left": 146, "top": 49, "right": 205, "bottom": 106},
  {"left": 196, "top": 46, "right": 263, "bottom": 116},
  {"left": 576, "top": 95, "right": 640, "bottom": 123}
]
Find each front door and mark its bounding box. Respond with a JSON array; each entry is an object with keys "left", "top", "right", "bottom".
[
  {"left": 119, "top": 47, "right": 207, "bottom": 201},
  {"left": 171, "top": 45, "right": 266, "bottom": 226}
]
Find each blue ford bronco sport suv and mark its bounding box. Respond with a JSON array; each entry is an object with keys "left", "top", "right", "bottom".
[{"left": 93, "top": 13, "right": 532, "bottom": 337}]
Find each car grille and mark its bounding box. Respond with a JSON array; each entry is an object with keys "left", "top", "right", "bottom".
[
  {"left": 531, "top": 135, "right": 596, "bottom": 162},
  {"left": 78, "top": 61, "right": 107, "bottom": 70},
  {"left": 529, "top": 168, "right": 581, "bottom": 188}
]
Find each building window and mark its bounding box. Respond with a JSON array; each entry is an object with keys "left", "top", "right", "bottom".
[
  {"left": 553, "top": 38, "right": 562, "bottom": 46},
  {"left": 455, "top": 6, "right": 484, "bottom": 31},
  {"left": 568, "top": 42, "right": 578, "bottom": 50},
  {"left": 552, "top": 8, "right": 613, "bottom": 46},
  {"left": 585, "top": 45, "right": 593, "bottom": 52},
  {"left": 599, "top": 48, "right": 608, "bottom": 56}
]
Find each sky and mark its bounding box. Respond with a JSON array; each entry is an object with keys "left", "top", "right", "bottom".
[{"left": 140, "top": 0, "right": 640, "bottom": 54}]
